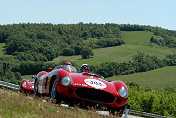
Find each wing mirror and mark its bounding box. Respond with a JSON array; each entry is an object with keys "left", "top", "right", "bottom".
[{"left": 48, "top": 67, "right": 53, "bottom": 72}]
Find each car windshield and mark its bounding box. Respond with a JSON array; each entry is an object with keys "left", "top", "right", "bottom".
[
  {"left": 28, "top": 78, "right": 35, "bottom": 82},
  {"left": 54, "top": 65, "right": 77, "bottom": 72}
]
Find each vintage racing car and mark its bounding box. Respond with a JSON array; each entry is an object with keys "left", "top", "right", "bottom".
[
  {"left": 20, "top": 77, "right": 35, "bottom": 94},
  {"left": 34, "top": 64, "right": 128, "bottom": 115}
]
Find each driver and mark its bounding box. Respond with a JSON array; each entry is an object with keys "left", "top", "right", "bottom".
[
  {"left": 65, "top": 61, "right": 72, "bottom": 66},
  {"left": 80, "top": 64, "right": 90, "bottom": 73}
]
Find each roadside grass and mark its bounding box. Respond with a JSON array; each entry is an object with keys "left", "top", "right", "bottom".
[
  {"left": 53, "top": 31, "right": 175, "bottom": 66},
  {"left": 106, "top": 66, "right": 176, "bottom": 90},
  {"left": 0, "top": 89, "right": 100, "bottom": 118}
]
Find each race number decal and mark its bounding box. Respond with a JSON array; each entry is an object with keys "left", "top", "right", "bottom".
[{"left": 84, "top": 79, "right": 107, "bottom": 89}]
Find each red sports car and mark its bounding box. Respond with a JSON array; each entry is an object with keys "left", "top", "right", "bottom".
[
  {"left": 34, "top": 65, "right": 128, "bottom": 114},
  {"left": 20, "top": 78, "right": 35, "bottom": 94}
]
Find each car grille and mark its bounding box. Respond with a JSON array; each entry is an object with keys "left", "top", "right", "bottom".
[{"left": 75, "top": 87, "right": 115, "bottom": 103}]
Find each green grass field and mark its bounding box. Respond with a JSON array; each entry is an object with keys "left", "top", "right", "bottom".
[
  {"left": 106, "top": 66, "right": 176, "bottom": 89},
  {"left": 53, "top": 31, "right": 175, "bottom": 66},
  {"left": 121, "top": 31, "right": 153, "bottom": 45}
]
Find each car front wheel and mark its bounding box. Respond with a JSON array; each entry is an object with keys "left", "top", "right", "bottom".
[
  {"left": 34, "top": 79, "right": 39, "bottom": 97},
  {"left": 50, "top": 79, "right": 59, "bottom": 103},
  {"left": 109, "top": 105, "right": 126, "bottom": 117}
]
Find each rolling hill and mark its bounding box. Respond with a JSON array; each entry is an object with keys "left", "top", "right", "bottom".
[{"left": 53, "top": 31, "right": 175, "bottom": 66}]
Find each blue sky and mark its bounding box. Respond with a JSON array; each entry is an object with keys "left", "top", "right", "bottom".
[{"left": 0, "top": 0, "right": 175, "bottom": 30}]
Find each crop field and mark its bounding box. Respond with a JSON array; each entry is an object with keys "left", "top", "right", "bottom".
[
  {"left": 53, "top": 31, "right": 175, "bottom": 66},
  {"left": 0, "top": 89, "right": 100, "bottom": 118},
  {"left": 106, "top": 66, "right": 176, "bottom": 90}
]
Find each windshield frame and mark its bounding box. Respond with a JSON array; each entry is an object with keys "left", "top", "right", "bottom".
[
  {"left": 28, "top": 78, "right": 35, "bottom": 82},
  {"left": 54, "top": 65, "right": 77, "bottom": 72}
]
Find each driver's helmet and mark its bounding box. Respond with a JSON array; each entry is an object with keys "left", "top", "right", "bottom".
[
  {"left": 65, "top": 61, "right": 72, "bottom": 66},
  {"left": 81, "top": 64, "right": 90, "bottom": 72},
  {"left": 32, "top": 76, "right": 35, "bottom": 78}
]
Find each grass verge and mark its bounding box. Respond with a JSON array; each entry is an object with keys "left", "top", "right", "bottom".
[{"left": 0, "top": 89, "right": 100, "bottom": 118}]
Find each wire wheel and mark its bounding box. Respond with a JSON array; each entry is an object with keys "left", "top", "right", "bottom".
[
  {"left": 50, "top": 79, "right": 59, "bottom": 103},
  {"left": 34, "top": 79, "right": 39, "bottom": 97}
]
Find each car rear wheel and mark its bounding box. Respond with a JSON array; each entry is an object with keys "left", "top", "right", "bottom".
[
  {"left": 34, "top": 79, "right": 39, "bottom": 97},
  {"left": 50, "top": 79, "right": 59, "bottom": 103}
]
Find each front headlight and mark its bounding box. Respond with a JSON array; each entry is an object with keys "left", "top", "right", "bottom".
[
  {"left": 61, "top": 76, "right": 72, "bottom": 86},
  {"left": 22, "top": 82, "right": 26, "bottom": 87},
  {"left": 118, "top": 87, "right": 128, "bottom": 98}
]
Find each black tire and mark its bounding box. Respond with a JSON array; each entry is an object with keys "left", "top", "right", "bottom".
[
  {"left": 50, "top": 79, "right": 59, "bottom": 103},
  {"left": 109, "top": 105, "right": 125, "bottom": 117},
  {"left": 118, "top": 105, "right": 126, "bottom": 117},
  {"left": 34, "top": 79, "right": 39, "bottom": 97}
]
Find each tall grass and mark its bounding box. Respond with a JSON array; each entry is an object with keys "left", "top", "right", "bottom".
[{"left": 0, "top": 89, "right": 100, "bottom": 118}]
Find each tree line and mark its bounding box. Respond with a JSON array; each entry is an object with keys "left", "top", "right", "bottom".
[{"left": 150, "top": 36, "right": 176, "bottom": 48}]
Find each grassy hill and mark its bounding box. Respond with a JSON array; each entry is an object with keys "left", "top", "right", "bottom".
[
  {"left": 121, "top": 31, "right": 153, "bottom": 45},
  {"left": 53, "top": 31, "right": 175, "bottom": 66},
  {"left": 106, "top": 66, "right": 176, "bottom": 90}
]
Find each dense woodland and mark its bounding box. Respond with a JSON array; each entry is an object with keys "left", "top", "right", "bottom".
[{"left": 1, "top": 23, "right": 176, "bottom": 116}]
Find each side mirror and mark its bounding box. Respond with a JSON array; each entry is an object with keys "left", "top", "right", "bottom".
[{"left": 48, "top": 67, "right": 53, "bottom": 72}]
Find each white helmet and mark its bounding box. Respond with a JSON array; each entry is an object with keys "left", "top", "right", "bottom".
[{"left": 81, "top": 64, "right": 90, "bottom": 72}]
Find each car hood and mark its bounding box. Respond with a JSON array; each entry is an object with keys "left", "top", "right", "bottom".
[{"left": 69, "top": 73, "right": 118, "bottom": 96}]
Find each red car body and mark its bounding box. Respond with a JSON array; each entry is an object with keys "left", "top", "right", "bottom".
[
  {"left": 34, "top": 65, "right": 128, "bottom": 109},
  {"left": 20, "top": 78, "right": 35, "bottom": 94}
]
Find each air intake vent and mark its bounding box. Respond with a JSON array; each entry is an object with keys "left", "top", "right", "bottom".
[{"left": 75, "top": 87, "right": 115, "bottom": 103}]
